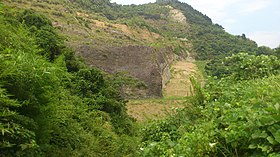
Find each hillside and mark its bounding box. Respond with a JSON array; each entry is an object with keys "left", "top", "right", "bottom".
[
  {"left": 3, "top": 0, "right": 260, "bottom": 98},
  {"left": 1, "top": 1, "right": 280, "bottom": 156}
]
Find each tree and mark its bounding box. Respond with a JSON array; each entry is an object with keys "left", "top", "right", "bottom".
[
  {"left": 274, "top": 45, "right": 280, "bottom": 58},
  {"left": 257, "top": 46, "right": 274, "bottom": 56}
]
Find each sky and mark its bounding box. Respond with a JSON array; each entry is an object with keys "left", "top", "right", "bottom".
[{"left": 111, "top": 0, "right": 280, "bottom": 48}]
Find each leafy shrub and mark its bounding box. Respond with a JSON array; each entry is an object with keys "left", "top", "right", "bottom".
[
  {"left": 140, "top": 51, "right": 280, "bottom": 156},
  {"left": 0, "top": 5, "right": 138, "bottom": 156},
  {"left": 34, "top": 25, "right": 64, "bottom": 61},
  {"left": 140, "top": 75, "right": 280, "bottom": 156},
  {"left": 204, "top": 76, "right": 280, "bottom": 156},
  {"left": 69, "top": 68, "right": 136, "bottom": 135},
  {"left": 0, "top": 87, "right": 37, "bottom": 156},
  {"left": 206, "top": 53, "right": 280, "bottom": 80},
  {"left": 18, "top": 10, "right": 52, "bottom": 29}
]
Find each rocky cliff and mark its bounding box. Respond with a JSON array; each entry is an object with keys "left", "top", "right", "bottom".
[{"left": 77, "top": 45, "right": 176, "bottom": 97}]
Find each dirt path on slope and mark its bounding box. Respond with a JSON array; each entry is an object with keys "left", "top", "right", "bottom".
[
  {"left": 163, "top": 60, "right": 200, "bottom": 97},
  {"left": 127, "top": 60, "right": 201, "bottom": 122}
]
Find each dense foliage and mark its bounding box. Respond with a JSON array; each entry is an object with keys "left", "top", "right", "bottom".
[
  {"left": 139, "top": 54, "right": 280, "bottom": 156},
  {"left": 206, "top": 53, "right": 280, "bottom": 80},
  {"left": 274, "top": 46, "right": 280, "bottom": 58},
  {"left": 0, "top": 5, "right": 138, "bottom": 156},
  {"left": 2, "top": 1, "right": 280, "bottom": 157}
]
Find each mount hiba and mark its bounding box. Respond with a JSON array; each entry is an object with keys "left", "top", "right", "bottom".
[{"left": 3, "top": 0, "right": 258, "bottom": 98}]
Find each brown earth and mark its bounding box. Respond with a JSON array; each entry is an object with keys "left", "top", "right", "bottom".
[
  {"left": 163, "top": 60, "right": 199, "bottom": 97},
  {"left": 77, "top": 45, "right": 176, "bottom": 98},
  {"left": 90, "top": 19, "right": 161, "bottom": 43},
  {"left": 127, "top": 60, "right": 201, "bottom": 122},
  {"left": 127, "top": 99, "right": 187, "bottom": 122}
]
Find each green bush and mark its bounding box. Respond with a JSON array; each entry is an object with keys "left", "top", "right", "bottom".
[
  {"left": 140, "top": 51, "right": 280, "bottom": 156},
  {"left": 206, "top": 53, "right": 280, "bottom": 80},
  {"left": 19, "top": 10, "right": 52, "bottom": 29},
  {"left": 0, "top": 5, "right": 138, "bottom": 156},
  {"left": 0, "top": 87, "right": 37, "bottom": 156},
  {"left": 140, "top": 75, "right": 280, "bottom": 156}
]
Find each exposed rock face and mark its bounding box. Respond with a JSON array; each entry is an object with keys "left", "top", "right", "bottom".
[
  {"left": 77, "top": 45, "right": 175, "bottom": 98},
  {"left": 169, "top": 8, "right": 187, "bottom": 24}
]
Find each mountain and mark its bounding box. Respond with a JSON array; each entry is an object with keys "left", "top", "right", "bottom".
[
  {"left": 2, "top": 0, "right": 258, "bottom": 97},
  {"left": 1, "top": 1, "right": 280, "bottom": 156}
]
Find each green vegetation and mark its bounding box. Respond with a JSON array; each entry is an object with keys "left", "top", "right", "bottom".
[
  {"left": 4, "top": 0, "right": 261, "bottom": 60},
  {"left": 161, "top": 0, "right": 258, "bottom": 59},
  {"left": 139, "top": 54, "right": 280, "bottom": 156},
  {"left": 1, "top": 1, "right": 280, "bottom": 157},
  {"left": 206, "top": 53, "right": 280, "bottom": 80},
  {"left": 273, "top": 45, "right": 280, "bottom": 58},
  {"left": 118, "top": 0, "right": 259, "bottom": 59},
  {"left": 0, "top": 5, "right": 138, "bottom": 156}
]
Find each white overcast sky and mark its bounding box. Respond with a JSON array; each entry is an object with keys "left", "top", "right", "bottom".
[{"left": 111, "top": 0, "right": 280, "bottom": 48}]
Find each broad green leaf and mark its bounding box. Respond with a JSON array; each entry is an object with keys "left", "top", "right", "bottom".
[
  {"left": 268, "top": 125, "right": 280, "bottom": 143},
  {"left": 252, "top": 131, "right": 268, "bottom": 139},
  {"left": 267, "top": 136, "right": 276, "bottom": 145},
  {"left": 275, "top": 103, "right": 280, "bottom": 111},
  {"left": 248, "top": 144, "right": 257, "bottom": 149},
  {"left": 260, "top": 116, "right": 276, "bottom": 126}
]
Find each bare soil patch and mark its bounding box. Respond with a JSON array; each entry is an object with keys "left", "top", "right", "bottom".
[
  {"left": 164, "top": 61, "right": 200, "bottom": 97},
  {"left": 127, "top": 99, "right": 187, "bottom": 122},
  {"left": 127, "top": 60, "right": 201, "bottom": 122}
]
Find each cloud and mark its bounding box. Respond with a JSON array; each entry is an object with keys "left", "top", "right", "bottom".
[
  {"left": 222, "top": 18, "right": 238, "bottom": 32},
  {"left": 248, "top": 31, "right": 280, "bottom": 48},
  {"left": 239, "top": 0, "right": 272, "bottom": 14},
  {"left": 184, "top": 0, "right": 228, "bottom": 21},
  {"left": 183, "top": 0, "right": 242, "bottom": 22},
  {"left": 223, "top": 19, "right": 237, "bottom": 24}
]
